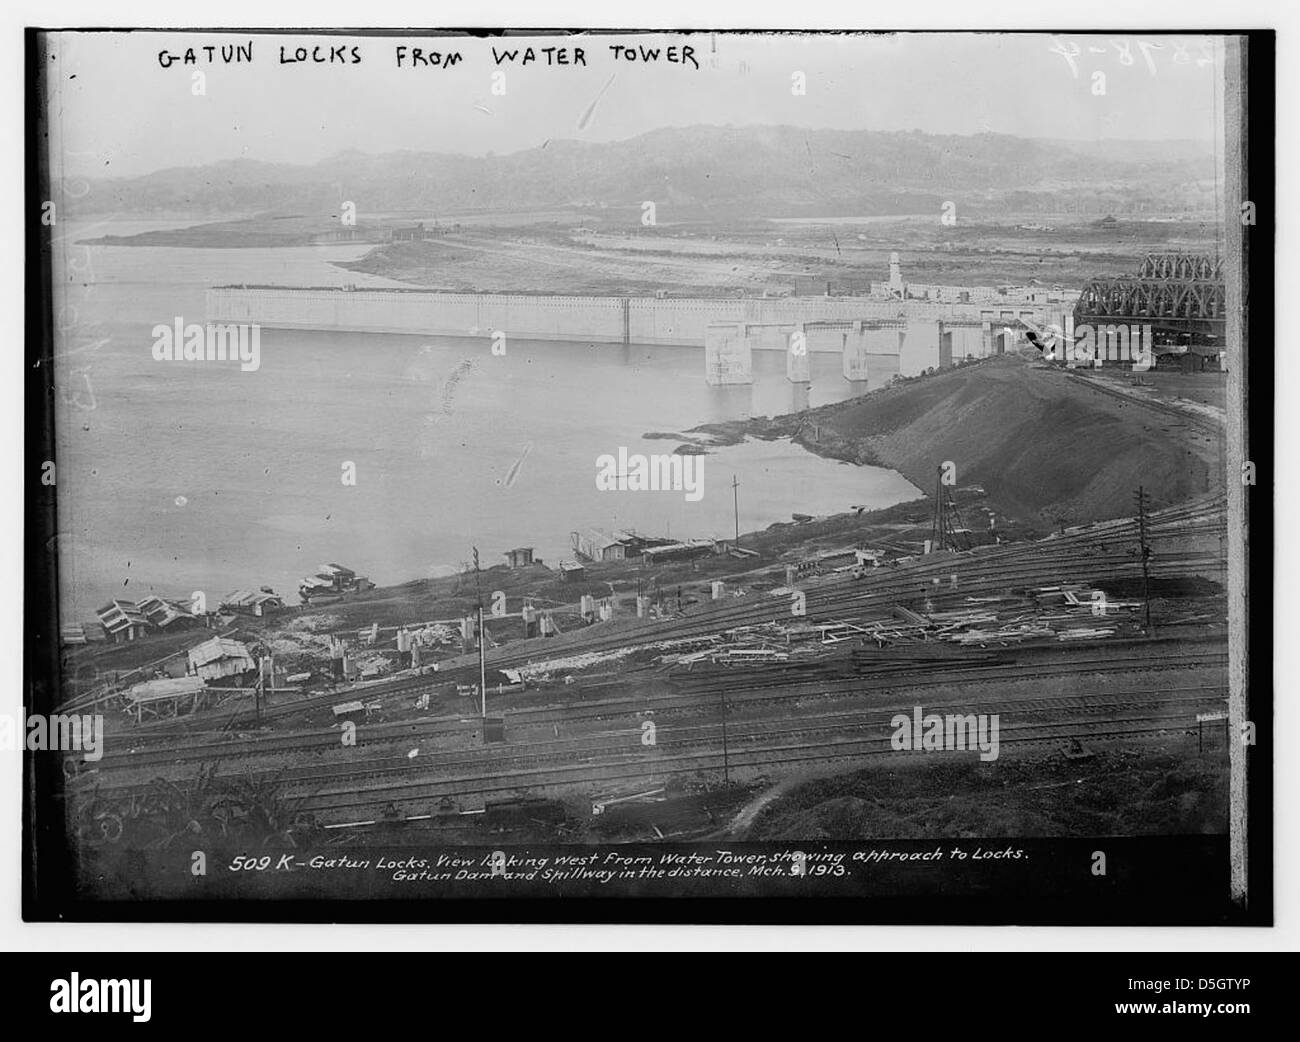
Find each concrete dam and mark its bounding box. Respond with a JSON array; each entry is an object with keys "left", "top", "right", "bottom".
[{"left": 206, "top": 285, "right": 1069, "bottom": 385}]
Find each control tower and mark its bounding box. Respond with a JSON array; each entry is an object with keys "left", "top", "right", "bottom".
[{"left": 887, "top": 251, "right": 905, "bottom": 298}]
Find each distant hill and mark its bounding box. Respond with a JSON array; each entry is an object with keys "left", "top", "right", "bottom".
[{"left": 62, "top": 125, "right": 1218, "bottom": 219}]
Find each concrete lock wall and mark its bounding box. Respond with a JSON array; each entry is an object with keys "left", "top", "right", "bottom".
[
  {"left": 210, "top": 287, "right": 1060, "bottom": 349},
  {"left": 630, "top": 298, "right": 880, "bottom": 348},
  {"left": 208, "top": 287, "right": 628, "bottom": 342},
  {"left": 207, "top": 288, "right": 1069, "bottom": 386},
  {"left": 704, "top": 324, "right": 754, "bottom": 385},
  {"left": 623, "top": 297, "right": 988, "bottom": 348}
]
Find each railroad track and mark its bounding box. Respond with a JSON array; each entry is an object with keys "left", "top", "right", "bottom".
[
  {"left": 88, "top": 642, "right": 1226, "bottom": 770},
  {"left": 288, "top": 713, "right": 1226, "bottom": 821},
  {"left": 668, "top": 646, "right": 1226, "bottom": 696},
  {"left": 80, "top": 686, "right": 1225, "bottom": 799},
  {"left": 1062, "top": 371, "right": 1226, "bottom": 435}
]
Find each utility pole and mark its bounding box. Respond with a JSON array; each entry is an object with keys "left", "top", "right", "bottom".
[
  {"left": 732, "top": 474, "right": 740, "bottom": 548},
  {"left": 473, "top": 546, "right": 487, "bottom": 720},
  {"left": 719, "top": 687, "right": 730, "bottom": 787},
  {"left": 930, "top": 464, "right": 970, "bottom": 553},
  {"left": 1133, "top": 486, "right": 1153, "bottom": 632},
  {"left": 931, "top": 465, "right": 945, "bottom": 551}
]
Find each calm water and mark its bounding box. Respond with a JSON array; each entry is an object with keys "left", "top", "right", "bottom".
[{"left": 52, "top": 220, "right": 920, "bottom": 621}]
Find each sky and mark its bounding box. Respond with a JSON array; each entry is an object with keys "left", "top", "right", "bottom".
[{"left": 44, "top": 30, "right": 1228, "bottom": 179}]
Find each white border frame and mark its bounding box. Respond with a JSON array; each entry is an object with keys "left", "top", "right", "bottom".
[{"left": 2, "top": 0, "right": 1291, "bottom": 953}]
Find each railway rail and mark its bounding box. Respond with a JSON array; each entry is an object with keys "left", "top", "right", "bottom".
[
  {"left": 289, "top": 713, "right": 1228, "bottom": 820},
  {"left": 87, "top": 643, "right": 1226, "bottom": 771},
  {"left": 80, "top": 685, "right": 1225, "bottom": 802}
]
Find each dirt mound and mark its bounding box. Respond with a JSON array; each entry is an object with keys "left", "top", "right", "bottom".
[{"left": 713, "top": 354, "right": 1224, "bottom": 526}]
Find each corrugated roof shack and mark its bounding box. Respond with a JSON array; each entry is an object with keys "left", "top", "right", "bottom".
[{"left": 187, "top": 636, "right": 256, "bottom": 684}]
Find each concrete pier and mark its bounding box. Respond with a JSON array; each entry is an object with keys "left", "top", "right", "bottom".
[
  {"left": 786, "top": 326, "right": 811, "bottom": 383},
  {"left": 841, "top": 320, "right": 905, "bottom": 382},
  {"left": 704, "top": 323, "right": 754, "bottom": 385}
]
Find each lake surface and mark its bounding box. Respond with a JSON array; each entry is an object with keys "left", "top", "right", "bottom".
[{"left": 52, "top": 219, "right": 920, "bottom": 621}]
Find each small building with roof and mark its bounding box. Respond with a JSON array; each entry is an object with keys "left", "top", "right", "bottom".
[
  {"left": 558, "top": 560, "right": 587, "bottom": 583},
  {"left": 503, "top": 547, "right": 535, "bottom": 569},
  {"left": 220, "top": 589, "right": 285, "bottom": 617},
  {"left": 571, "top": 528, "right": 626, "bottom": 563},
  {"left": 96, "top": 600, "right": 152, "bottom": 644},
  {"left": 187, "top": 636, "right": 257, "bottom": 684},
  {"left": 135, "top": 595, "right": 202, "bottom": 631}
]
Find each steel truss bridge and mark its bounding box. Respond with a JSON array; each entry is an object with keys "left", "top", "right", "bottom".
[{"left": 1074, "top": 253, "right": 1226, "bottom": 345}]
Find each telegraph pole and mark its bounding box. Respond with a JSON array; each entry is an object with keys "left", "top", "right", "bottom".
[
  {"left": 931, "top": 465, "right": 944, "bottom": 551},
  {"left": 732, "top": 474, "right": 740, "bottom": 548},
  {"left": 1133, "top": 486, "right": 1153, "bottom": 632},
  {"left": 473, "top": 546, "right": 487, "bottom": 720},
  {"left": 719, "top": 687, "right": 730, "bottom": 788},
  {"left": 930, "top": 465, "right": 970, "bottom": 553}
]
